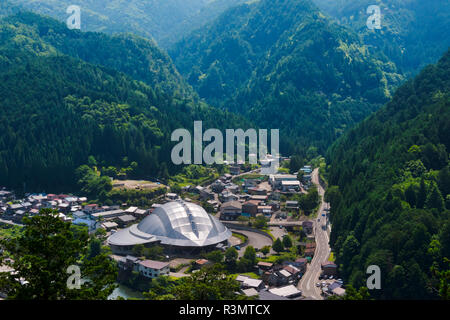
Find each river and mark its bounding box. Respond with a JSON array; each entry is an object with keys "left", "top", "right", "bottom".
[{"left": 108, "top": 283, "right": 145, "bottom": 300}]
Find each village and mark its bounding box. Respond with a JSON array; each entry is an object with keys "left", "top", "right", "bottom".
[{"left": 0, "top": 159, "right": 345, "bottom": 300}]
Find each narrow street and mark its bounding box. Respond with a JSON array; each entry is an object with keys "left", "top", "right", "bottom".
[{"left": 298, "top": 168, "right": 331, "bottom": 300}]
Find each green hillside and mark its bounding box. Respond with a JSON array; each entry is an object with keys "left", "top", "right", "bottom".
[
  {"left": 2, "top": 11, "right": 195, "bottom": 98},
  {"left": 170, "top": 0, "right": 403, "bottom": 154},
  {"left": 4, "top": 0, "right": 247, "bottom": 48},
  {"left": 313, "top": 0, "right": 450, "bottom": 76},
  {"left": 0, "top": 13, "right": 250, "bottom": 192},
  {"left": 326, "top": 49, "right": 450, "bottom": 299}
]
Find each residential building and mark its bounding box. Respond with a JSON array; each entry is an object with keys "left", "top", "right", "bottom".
[
  {"left": 242, "top": 200, "right": 259, "bottom": 217},
  {"left": 321, "top": 261, "right": 337, "bottom": 276},
  {"left": 137, "top": 260, "right": 170, "bottom": 279},
  {"left": 269, "top": 285, "right": 302, "bottom": 299},
  {"left": 220, "top": 201, "right": 242, "bottom": 220},
  {"left": 229, "top": 166, "right": 241, "bottom": 175}
]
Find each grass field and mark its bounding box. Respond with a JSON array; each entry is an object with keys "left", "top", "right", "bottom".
[{"left": 112, "top": 179, "right": 164, "bottom": 190}]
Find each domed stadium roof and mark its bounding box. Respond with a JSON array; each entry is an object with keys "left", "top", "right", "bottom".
[{"left": 108, "top": 201, "right": 231, "bottom": 247}]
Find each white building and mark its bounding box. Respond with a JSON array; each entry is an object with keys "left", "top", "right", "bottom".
[{"left": 137, "top": 260, "right": 170, "bottom": 279}]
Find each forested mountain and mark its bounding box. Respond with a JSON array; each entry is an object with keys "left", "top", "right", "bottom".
[
  {"left": 0, "top": 13, "right": 250, "bottom": 192},
  {"left": 170, "top": 0, "right": 403, "bottom": 154},
  {"left": 326, "top": 50, "right": 450, "bottom": 299},
  {"left": 313, "top": 0, "right": 450, "bottom": 76},
  {"left": 1, "top": 11, "right": 195, "bottom": 98},
  {"left": 4, "top": 0, "right": 246, "bottom": 48}
]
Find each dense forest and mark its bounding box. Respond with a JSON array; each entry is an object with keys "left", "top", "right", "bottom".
[
  {"left": 313, "top": 0, "right": 450, "bottom": 76},
  {"left": 5, "top": 0, "right": 246, "bottom": 48},
  {"left": 170, "top": 0, "right": 403, "bottom": 155},
  {"left": 0, "top": 12, "right": 250, "bottom": 192},
  {"left": 1, "top": 11, "right": 195, "bottom": 98},
  {"left": 326, "top": 50, "right": 450, "bottom": 299}
]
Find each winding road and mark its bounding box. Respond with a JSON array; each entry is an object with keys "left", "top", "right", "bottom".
[{"left": 298, "top": 168, "right": 331, "bottom": 300}]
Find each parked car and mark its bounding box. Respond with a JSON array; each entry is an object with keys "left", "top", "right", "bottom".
[{"left": 316, "top": 282, "right": 321, "bottom": 287}]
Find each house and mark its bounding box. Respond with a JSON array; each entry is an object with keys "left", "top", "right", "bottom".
[
  {"left": 220, "top": 191, "right": 239, "bottom": 203},
  {"left": 8, "top": 203, "right": 23, "bottom": 213},
  {"left": 12, "top": 210, "right": 26, "bottom": 223},
  {"left": 248, "top": 187, "right": 267, "bottom": 196},
  {"left": 236, "top": 275, "right": 265, "bottom": 291},
  {"left": 242, "top": 200, "right": 259, "bottom": 217},
  {"left": 283, "top": 265, "right": 302, "bottom": 282},
  {"left": 58, "top": 202, "right": 70, "bottom": 213},
  {"left": 257, "top": 262, "right": 274, "bottom": 275},
  {"left": 269, "top": 174, "right": 298, "bottom": 189},
  {"left": 331, "top": 287, "right": 346, "bottom": 297},
  {"left": 226, "top": 184, "right": 240, "bottom": 194},
  {"left": 102, "top": 221, "right": 118, "bottom": 231},
  {"left": 321, "top": 261, "right": 337, "bottom": 276},
  {"left": 229, "top": 166, "right": 241, "bottom": 175},
  {"left": 166, "top": 193, "right": 178, "bottom": 201},
  {"left": 72, "top": 218, "right": 98, "bottom": 231},
  {"left": 193, "top": 259, "right": 212, "bottom": 269},
  {"left": 84, "top": 204, "right": 99, "bottom": 213},
  {"left": 117, "top": 214, "right": 136, "bottom": 227},
  {"left": 137, "top": 260, "right": 170, "bottom": 279},
  {"left": 200, "top": 189, "right": 215, "bottom": 201},
  {"left": 281, "top": 180, "right": 301, "bottom": 192},
  {"left": 274, "top": 211, "right": 287, "bottom": 219},
  {"left": 91, "top": 209, "right": 125, "bottom": 220},
  {"left": 242, "top": 288, "right": 259, "bottom": 298},
  {"left": 73, "top": 211, "right": 87, "bottom": 219},
  {"left": 271, "top": 191, "right": 281, "bottom": 200},
  {"left": 268, "top": 201, "right": 280, "bottom": 212},
  {"left": 294, "top": 258, "right": 308, "bottom": 273},
  {"left": 300, "top": 165, "right": 312, "bottom": 175},
  {"left": 258, "top": 290, "right": 289, "bottom": 300},
  {"left": 118, "top": 255, "right": 139, "bottom": 271},
  {"left": 211, "top": 180, "right": 226, "bottom": 193},
  {"left": 220, "top": 201, "right": 242, "bottom": 220},
  {"left": 328, "top": 281, "right": 342, "bottom": 294},
  {"left": 304, "top": 248, "right": 315, "bottom": 258},
  {"left": 0, "top": 190, "right": 13, "bottom": 201},
  {"left": 265, "top": 269, "right": 292, "bottom": 287},
  {"left": 269, "top": 285, "right": 302, "bottom": 299},
  {"left": 243, "top": 179, "right": 258, "bottom": 189},
  {"left": 257, "top": 206, "right": 272, "bottom": 217},
  {"left": 125, "top": 206, "right": 138, "bottom": 214},
  {"left": 250, "top": 195, "right": 268, "bottom": 202},
  {"left": 285, "top": 201, "right": 299, "bottom": 210},
  {"left": 193, "top": 186, "right": 204, "bottom": 194},
  {"left": 133, "top": 209, "right": 148, "bottom": 218},
  {"left": 242, "top": 278, "right": 265, "bottom": 291}
]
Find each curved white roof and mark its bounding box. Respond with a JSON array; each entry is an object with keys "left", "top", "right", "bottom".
[{"left": 108, "top": 201, "right": 231, "bottom": 247}]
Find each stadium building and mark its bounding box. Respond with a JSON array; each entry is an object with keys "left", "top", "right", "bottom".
[{"left": 108, "top": 200, "right": 231, "bottom": 254}]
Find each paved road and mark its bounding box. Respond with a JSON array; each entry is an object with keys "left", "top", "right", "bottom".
[
  {"left": 298, "top": 168, "right": 331, "bottom": 300},
  {"left": 228, "top": 227, "right": 273, "bottom": 257}
]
